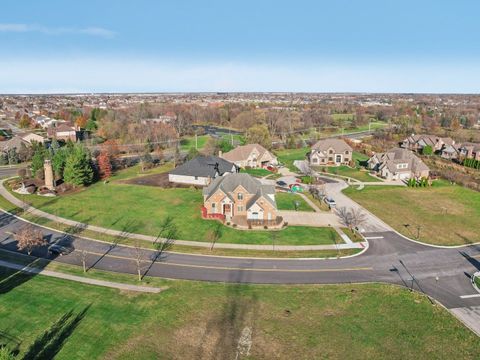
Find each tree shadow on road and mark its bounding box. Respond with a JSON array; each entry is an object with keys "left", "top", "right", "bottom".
[{"left": 459, "top": 251, "right": 480, "bottom": 272}]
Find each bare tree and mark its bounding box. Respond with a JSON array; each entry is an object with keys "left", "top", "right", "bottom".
[
  {"left": 15, "top": 225, "right": 46, "bottom": 255},
  {"left": 337, "top": 207, "right": 367, "bottom": 231},
  {"left": 81, "top": 250, "right": 88, "bottom": 273},
  {"left": 133, "top": 238, "right": 144, "bottom": 281}
]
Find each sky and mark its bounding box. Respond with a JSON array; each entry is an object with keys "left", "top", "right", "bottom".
[{"left": 0, "top": 0, "right": 479, "bottom": 93}]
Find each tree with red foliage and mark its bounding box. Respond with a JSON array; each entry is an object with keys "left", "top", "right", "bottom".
[{"left": 97, "top": 151, "right": 112, "bottom": 180}]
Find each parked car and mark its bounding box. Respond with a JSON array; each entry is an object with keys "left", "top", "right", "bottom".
[
  {"left": 324, "top": 197, "right": 336, "bottom": 208},
  {"left": 48, "top": 244, "right": 74, "bottom": 256},
  {"left": 276, "top": 180, "right": 288, "bottom": 187}
]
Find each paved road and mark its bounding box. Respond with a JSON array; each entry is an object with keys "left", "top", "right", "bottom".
[
  {"left": 1, "top": 212, "right": 479, "bottom": 309},
  {"left": 0, "top": 166, "right": 23, "bottom": 179}
]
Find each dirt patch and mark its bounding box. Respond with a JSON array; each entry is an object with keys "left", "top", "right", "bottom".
[{"left": 121, "top": 172, "right": 202, "bottom": 189}]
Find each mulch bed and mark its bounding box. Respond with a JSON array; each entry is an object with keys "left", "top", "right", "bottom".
[{"left": 121, "top": 172, "right": 202, "bottom": 189}]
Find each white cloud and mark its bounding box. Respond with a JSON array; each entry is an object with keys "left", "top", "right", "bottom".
[{"left": 0, "top": 23, "right": 115, "bottom": 38}]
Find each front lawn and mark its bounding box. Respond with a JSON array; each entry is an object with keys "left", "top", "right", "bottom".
[
  {"left": 343, "top": 181, "right": 480, "bottom": 245},
  {"left": 324, "top": 165, "right": 378, "bottom": 182},
  {"left": 276, "top": 192, "right": 315, "bottom": 212},
  {"left": 275, "top": 147, "right": 308, "bottom": 172},
  {"left": 240, "top": 167, "right": 272, "bottom": 178},
  {"left": 0, "top": 266, "right": 478, "bottom": 359},
  {"left": 12, "top": 179, "right": 339, "bottom": 245}
]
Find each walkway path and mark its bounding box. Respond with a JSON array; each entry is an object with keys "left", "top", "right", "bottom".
[
  {"left": 0, "top": 258, "right": 165, "bottom": 293},
  {"left": 0, "top": 179, "right": 362, "bottom": 251}
]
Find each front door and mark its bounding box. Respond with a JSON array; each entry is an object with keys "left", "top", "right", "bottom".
[
  {"left": 223, "top": 204, "right": 231, "bottom": 215},
  {"left": 335, "top": 154, "right": 342, "bottom": 164}
]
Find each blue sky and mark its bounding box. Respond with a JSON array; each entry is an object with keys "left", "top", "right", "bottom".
[{"left": 0, "top": 0, "right": 479, "bottom": 93}]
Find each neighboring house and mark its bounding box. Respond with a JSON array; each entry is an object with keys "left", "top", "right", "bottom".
[
  {"left": 440, "top": 144, "right": 459, "bottom": 160},
  {"left": 47, "top": 123, "right": 78, "bottom": 142},
  {"left": 202, "top": 173, "right": 277, "bottom": 224},
  {"left": 0, "top": 136, "right": 29, "bottom": 153},
  {"left": 221, "top": 144, "right": 277, "bottom": 168},
  {"left": 401, "top": 134, "right": 454, "bottom": 153},
  {"left": 458, "top": 143, "right": 480, "bottom": 161},
  {"left": 19, "top": 132, "right": 46, "bottom": 144},
  {"left": 368, "top": 148, "right": 430, "bottom": 181},
  {"left": 307, "top": 139, "right": 353, "bottom": 166},
  {"left": 168, "top": 155, "right": 238, "bottom": 186}
]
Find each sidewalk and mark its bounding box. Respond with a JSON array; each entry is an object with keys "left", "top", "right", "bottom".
[
  {"left": 0, "top": 259, "right": 165, "bottom": 293},
  {"left": 0, "top": 179, "right": 365, "bottom": 251}
]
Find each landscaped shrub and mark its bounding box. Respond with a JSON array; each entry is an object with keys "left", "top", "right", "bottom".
[{"left": 264, "top": 225, "right": 268, "bottom": 229}]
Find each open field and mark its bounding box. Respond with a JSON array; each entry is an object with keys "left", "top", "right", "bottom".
[
  {"left": 276, "top": 192, "right": 315, "bottom": 212},
  {"left": 179, "top": 135, "right": 210, "bottom": 151},
  {"left": 344, "top": 181, "right": 480, "bottom": 245},
  {"left": 8, "top": 169, "right": 341, "bottom": 246},
  {"left": 1, "top": 264, "right": 479, "bottom": 359}
]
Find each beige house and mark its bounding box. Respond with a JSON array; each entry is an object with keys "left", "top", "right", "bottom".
[
  {"left": 202, "top": 173, "right": 278, "bottom": 224},
  {"left": 458, "top": 143, "right": 480, "bottom": 161},
  {"left": 47, "top": 124, "right": 78, "bottom": 142},
  {"left": 402, "top": 134, "right": 454, "bottom": 153},
  {"left": 307, "top": 139, "right": 353, "bottom": 166},
  {"left": 221, "top": 144, "right": 277, "bottom": 168},
  {"left": 368, "top": 148, "right": 430, "bottom": 181}
]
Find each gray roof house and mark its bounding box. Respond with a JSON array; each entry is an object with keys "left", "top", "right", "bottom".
[
  {"left": 368, "top": 148, "right": 430, "bottom": 181},
  {"left": 168, "top": 155, "right": 238, "bottom": 186},
  {"left": 402, "top": 134, "right": 454, "bottom": 153},
  {"left": 307, "top": 139, "right": 353, "bottom": 166}
]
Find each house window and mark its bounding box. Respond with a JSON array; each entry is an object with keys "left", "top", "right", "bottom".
[
  {"left": 238, "top": 193, "right": 243, "bottom": 200},
  {"left": 396, "top": 163, "right": 408, "bottom": 169},
  {"left": 312, "top": 158, "right": 318, "bottom": 164},
  {"left": 194, "top": 176, "right": 198, "bottom": 180},
  {"left": 328, "top": 157, "right": 333, "bottom": 162},
  {"left": 345, "top": 151, "right": 349, "bottom": 154},
  {"left": 237, "top": 205, "right": 244, "bottom": 212},
  {"left": 211, "top": 203, "right": 216, "bottom": 210},
  {"left": 321, "top": 158, "right": 325, "bottom": 163},
  {"left": 329, "top": 149, "right": 334, "bottom": 154}
]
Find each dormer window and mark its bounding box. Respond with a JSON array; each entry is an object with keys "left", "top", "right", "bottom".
[
  {"left": 329, "top": 149, "right": 334, "bottom": 154},
  {"left": 345, "top": 151, "right": 349, "bottom": 154},
  {"left": 238, "top": 193, "right": 243, "bottom": 200}
]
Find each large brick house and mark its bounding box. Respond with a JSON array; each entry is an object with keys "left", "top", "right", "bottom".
[
  {"left": 307, "top": 139, "right": 353, "bottom": 166},
  {"left": 368, "top": 148, "right": 430, "bottom": 181},
  {"left": 221, "top": 144, "right": 277, "bottom": 168},
  {"left": 202, "top": 173, "right": 277, "bottom": 224}
]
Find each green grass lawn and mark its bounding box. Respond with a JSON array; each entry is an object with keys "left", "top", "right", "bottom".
[
  {"left": 240, "top": 167, "right": 273, "bottom": 178},
  {"left": 10, "top": 173, "right": 339, "bottom": 246},
  {"left": 179, "top": 134, "right": 210, "bottom": 151},
  {"left": 274, "top": 147, "right": 308, "bottom": 172},
  {"left": 315, "top": 152, "right": 377, "bottom": 183},
  {"left": 343, "top": 181, "right": 480, "bottom": 245},
  {"left": 324, "top": 165, "right": 378, "bottom": 182},
  {"left": 0, "top": 266, "right": 478, "bottom": 359},
  {"left": 276, "top": 192, "right": 315, "bottom": 212}
]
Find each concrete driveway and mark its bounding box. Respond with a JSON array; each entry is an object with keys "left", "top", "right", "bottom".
[{"left": 277, "top": 210, "right": 340, "bottom": 227}]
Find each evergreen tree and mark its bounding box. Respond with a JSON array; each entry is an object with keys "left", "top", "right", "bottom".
[
  {"left": 52, "top": 148, "right": 68, "bottom": 179},
  {"left": 30, "top": 147, "right": 46, "bottom": 176},
  {"left": 63, "top": 146, "right": 94, "bottom": 187}
]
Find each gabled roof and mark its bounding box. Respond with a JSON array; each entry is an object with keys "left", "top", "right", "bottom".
[
  {"left": 170, "top": 155, "right": 237, "bottom": 178},
  {"left": 203, "top": 173, "right": 276, "bottom": 208},
  {"left": 373, "top": 148, "right": 429, "bottom": 174},
  {"left": 222, "top": 144, "right": 272, "bottom": 162},
  {"left": 311, "top": 139, "right": 352, "bottom": 153}
]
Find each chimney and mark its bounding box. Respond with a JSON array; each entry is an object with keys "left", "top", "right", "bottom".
[{"left": 44, "top": 160, "right": 54, "bottom": 190}]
